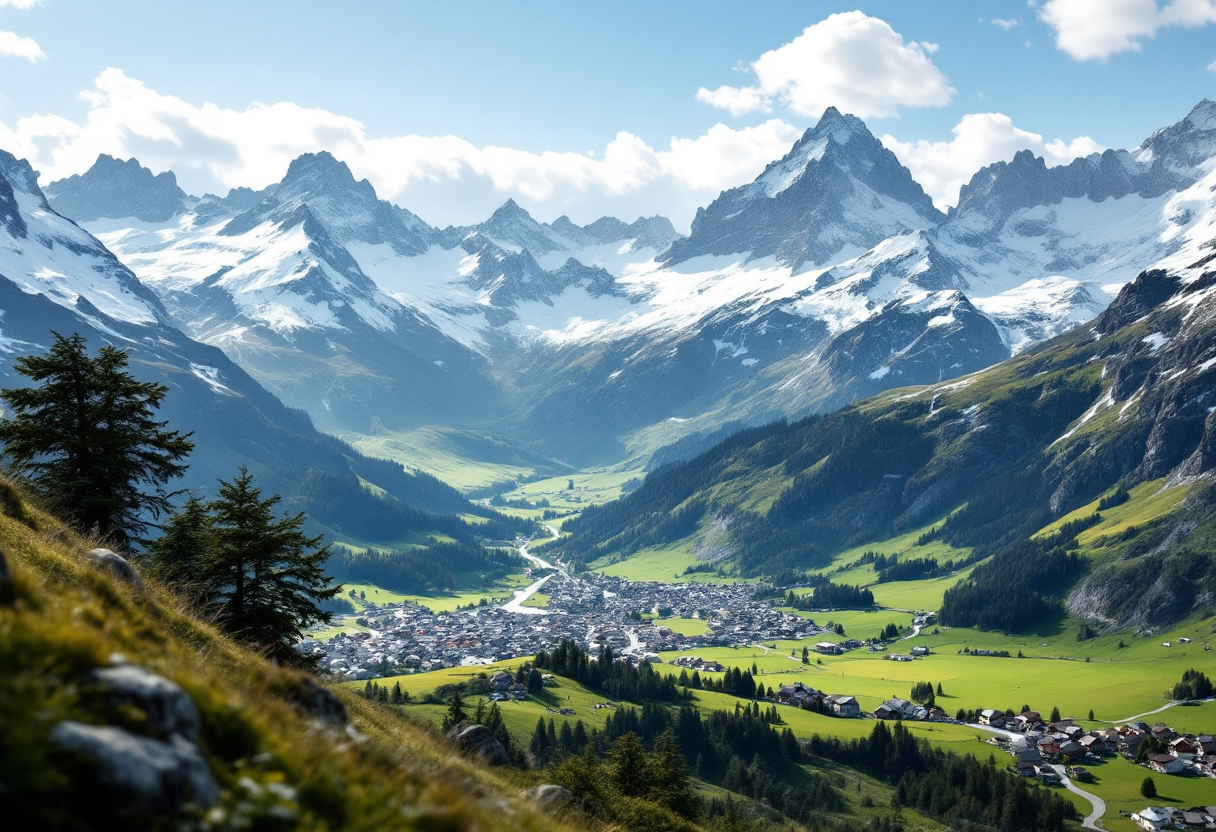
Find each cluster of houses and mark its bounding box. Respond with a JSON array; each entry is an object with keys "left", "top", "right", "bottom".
[
  {"left": 302, "top": 567, "right": 823, "bottom": 680},
  {"left": 672, "top": 655, "right": 727, "bottom": 674},
  {"left": 874, "top": 697, "right": 947, "bottom": 721},
  {"left": 771, "top": 681, "right": 862, "bottom": 717},
  {"left": 486, "top": 670, "right": 531, "bottom": 702},
  {"left": 1132, "top": 806, "right": 1216, "bottom": 831},
  {"left": 980, "top": 711, "right": 1216, "bottom": 780}
]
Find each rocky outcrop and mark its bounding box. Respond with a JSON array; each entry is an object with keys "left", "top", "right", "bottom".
[
  {"left": 85, "top": 549, "right": 143, "bottom": 588},
  {"left": 50, "top": 721, "right": 219, "bottom": 813},
  {"left": 281, "top": 676, "right": 348, "bottom": 727},
  {"left": 92, "top": 662, "right": 202, "bottom": 741},
  {"left": 522, "top": 784, "right": 573, "bottom": 812},
  {"left": 446, "top": 723, "right": 509, "bottom": 766}
]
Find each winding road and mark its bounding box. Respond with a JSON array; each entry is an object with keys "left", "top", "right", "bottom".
[{"left": 966, "top": 723, "right": 1105, "bottom": 830}]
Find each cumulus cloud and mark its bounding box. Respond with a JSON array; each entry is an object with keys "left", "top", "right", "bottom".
[
  {"left": 0, "top": 68, "right": 803, "bottom": 228},
  {"left": 0, "top": 30, "right": 43, "bottom": 60},
  {"left": 881, "top": 113, "right": 1103, "bottom": 208},
  {"left": 695, "top": 11, "right": 954, "bottom": 119},
  {"left": 990, "top": 18, "right": 1022, "bottom": 29},
  {"left": 1208, "top": 57, "right": 1216, "bottom": 71},
  {"left": 0, "top": 0, "right": 42, "bottom": 7},
  {"left": 1039, "top": 0, "right": 1216, "bottom": 60}
]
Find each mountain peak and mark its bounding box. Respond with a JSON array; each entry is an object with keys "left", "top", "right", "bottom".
[
  {"left": 280, "top": 151, "right": 363, "bottom": 192},
  {"left": 45, "top": 154, "right": 187, "bottom": 223},
  {"left": 1186, "top": 98, "right": 1216, "bottom": 131}
]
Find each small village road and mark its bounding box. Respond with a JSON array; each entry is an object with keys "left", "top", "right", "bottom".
[{"left": 967, "top": 723, "right": 1105, "bottom": 830}]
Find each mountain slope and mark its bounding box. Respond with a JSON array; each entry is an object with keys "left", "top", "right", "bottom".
[
  {"left": 556, "top": 247, "right": 1216, "bottom": 629},
  {"left": 43, "top": 154, "right": 188, "bottom": 223},
  {"left": 0, "top": 478, "right": 587, "bottom": 832},
  {"left": 0, "top": 149, "right": 517, "bottom": 545}
]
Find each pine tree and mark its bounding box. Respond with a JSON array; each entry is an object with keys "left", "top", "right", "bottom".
[
  {"left": 0, "top": 333, "right": 193, "bottom": 546},
  {"left": 648, "top": 727, "right": 698, "bottom": 817},
  {"left": 442, "top": 692, "right": 468, "bottom": 732},
  {"left": 145, "top": 495, "right": 213, "bottom": 605},
  {"left": 1140, "top": 776, "right": 1156, "bottom": 799},
  {"left": 607, "top": 731, "right": 648, "bottom": 797},
  {"left": 204, "top": 467, "right": 337, "bottom": 662}
]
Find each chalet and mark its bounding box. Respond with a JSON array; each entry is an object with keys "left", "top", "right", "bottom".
[
  {"left": 815, "top": 641, "right": 842, "bottom": 655},
  {"left": 910, "top": 645, "right": 930, "bottom": 657},
  {"left": 1181, "top": 812, "right": 1207, "bottom": 827},
  {"left": 1038, "top": 740, "right": 1061, "bottom": 757},
  {"left": 777, "top": 682, "right": 818, "bottom": 706},
  {"left": 1169, "top": 737, "right": 1199, "bottom": 759},
  {"left": 1122, "top": 730, "right": 1149, "bottom": 754},
  {"left": 1067, "top": 766, "right": 1094, "bottom": 783},
  {"left": 1015, "top": 747, "right": 1043, "bottom": 766},
  {"left": 1197, "top": 735, "right": 1216, "bottom": 755},
  {"left": 1040, "top": 768, "right": 1061, "bottom": 785},
  {"left": 824, "top": 694, "right": 861, "bottom": 717},
  {"left": 875, "top": 698, "right": 915, "bottom": 720},
  {"left": 490, "top": 671, "right": 513, "bottom": 691},
  {"left": 1149, "top": 753, "right": 1186, "bottom": 774},
  {"left": 1059, "top": 741, "right": 1084, "bottom": 759},
  {"left": 1133, "top": 807, "right": 1174, "bottom": 831},
  {"left": 978, "top": 709, "right": 1006, "bottom": 727},
  {"left": 1151, "top": 723, "right": 1175, "bottom": 741},
  {"left": 886, "top": 654, "right": 913, "bottom": 662},
  {"left": 1016, "top": 759, "right": 1037, "bottom": 777},
  {"left": 1078, "top": 735, "right": 1107, "bottom": 755}
]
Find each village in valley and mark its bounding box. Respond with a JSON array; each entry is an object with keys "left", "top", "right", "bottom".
[{"left": 303, "top": 536, "right": 1216, "bottom": 831}]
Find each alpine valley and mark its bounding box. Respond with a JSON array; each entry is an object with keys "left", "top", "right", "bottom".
[{"left": 6, "top": 93, "right": 1216, "bottom": 832}]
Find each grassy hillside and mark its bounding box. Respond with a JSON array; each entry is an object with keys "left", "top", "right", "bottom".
[{"left": 0, "top": 476, "right": 591, "bottom": 832}]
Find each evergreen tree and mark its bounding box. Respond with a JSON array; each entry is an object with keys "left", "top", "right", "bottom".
[
  {"left": 204, "top": 467, "right": 337, "bottom": 662},
  {"left": 145, "top": 495, "right": 213, "bottom": 605},
  {"left": 1050, "top": 706, "right": 1061, "bottom": 723},
  {"left": 607, "top": 732, "right": 648, "bottom": 797},
  {"left": 1140, "top": 776, "right": 1157, "bottom": 799},
  {"left": 648, "top": 727, "right": 698, "bottom": 817},
  {"left": 0, "top": 333, "right": 193, "bottom": 546},
  {"left": 442, "top": 692, "right": 468, "bottom": 731}
]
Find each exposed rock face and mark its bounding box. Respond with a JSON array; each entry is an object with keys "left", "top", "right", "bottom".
[
  {"left": 92, "top": 664, "right": 202, "bottom": 742},
  {"left": 282, "top": 676, "right": 348, "bottom": 727},
  {"left": 85, "top": 549, "right": 143, "bottom": 588},
  {"left": 50, "top": 721, "right": 219, "bottom": 813},
  {"left": 446, "top": 723, "right": 509, "bottom": 766},
  {"left": 522, "top": 784, "right": 573, "bottom": 812}
]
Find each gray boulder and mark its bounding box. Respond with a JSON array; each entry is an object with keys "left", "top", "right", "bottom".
[
  {"left": 92, "top": 664, "right": 201, "bottom": 742},
  {"left": 86, "top": 548, "right": 143, "bottom": 588},
  {"left": 446, "top": 723, "right": 509, "bottom": 766},
  {"left": 50, "top": 721, "right": 219, "bottom": 812},
  {"left": 522, "top": 784, "right": 573, "bottom": 812},
  {"left": 284, "top": 676, "right": 348, "bottom": 727}
]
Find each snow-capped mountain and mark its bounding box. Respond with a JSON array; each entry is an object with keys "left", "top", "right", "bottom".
[
  {"left": 44, "top": 154, "right": 188, "bottom": 223},
  {"left": 662, "top": 107, "right": 945, "bottom": 269},
  {"left": 44, "top": 100, "right": 1216, "bottom": 469},
  {"left": 0, "top": 149, "right": 488, "bottom": 534}
]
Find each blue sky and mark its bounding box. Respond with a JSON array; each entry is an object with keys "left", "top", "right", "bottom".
[{"left": 1, "top": 0, "right": 1215, "bottom": 227}]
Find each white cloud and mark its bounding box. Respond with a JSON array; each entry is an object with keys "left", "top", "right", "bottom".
[
  {"left": 0, "top": 0, "right": 42, "bottom": 8},
  {"left": 880, "top": 112, "right": 1103, "bottom": 209},
  {"left": 0, "top": 68, "right": 803, "bottom": 229},
  {"left": 1039, "top": 0, "right": 1216, "bottom": 60},
  {"left": 1208, "top": 58, "right": 1216, "bottom": 70},
  {"left": 0, "top": 30, "right": 43, "bottom": 60},
  {"left": 991, "top": 17, "right": 1022, "bottom": 29},
  {"left": 696, "top": 11, "right": 954, "bottom": 120}
]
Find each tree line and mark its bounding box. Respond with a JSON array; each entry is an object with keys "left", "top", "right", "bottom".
[
  {"left": 327, "top": 542, "right": 521, "bottom": 594},
  {"left": 805, "top": 721, "right": 1076, "bottom": 832}
]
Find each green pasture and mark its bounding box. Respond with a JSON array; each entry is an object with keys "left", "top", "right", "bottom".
[
  {"left": 336, "top": 578, "right": 530, "bottom": 615},
  {"left": 1035, "top": 478, "right": 1192, "bottom": 550},
  {"left": 655, "top": 617, "right": 712, "bottom": 636},
  {"left": 591, "top": 543, "right": 753, "bottom": 584}
]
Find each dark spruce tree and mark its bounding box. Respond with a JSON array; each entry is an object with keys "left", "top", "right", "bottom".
[
  {"left": 204, "top": 467, "right": 338, "bottom": 663},
  {"left": 0, "top": 333, "right": 193, "bottom": 547},
  {"left": 145, "top": 495, "right": 214, "bottom": 607}
]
